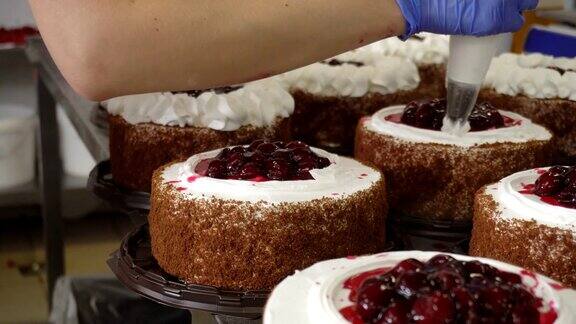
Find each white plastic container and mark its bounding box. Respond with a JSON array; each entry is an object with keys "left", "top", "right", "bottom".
[
  {"left": 57, "top": 104, "right": 96, "bottom": 178},
  {"left": 0, "top": 104, "right": 36, "bottom": 190}
]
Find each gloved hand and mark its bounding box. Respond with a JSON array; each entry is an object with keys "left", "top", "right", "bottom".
[{"left": 395, "top": 0, "right": 539, "bottom": 39}]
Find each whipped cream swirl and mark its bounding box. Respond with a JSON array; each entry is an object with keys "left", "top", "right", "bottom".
[
  {"left": 484, "top": 53, "right": 576, "bottom": 101},
  {"left": 338, "top": 33, "right": 449, "bottom": 65},
  {"left": 365, "top": 105, "right": 551, "bottom": 148},
  {"left": 487, "top": 167, "right": 576, "bottom": 233},
  {"left": 161, "top": 147, "right": 381, "bottom": 204},
  {"left": 264, "top": 251, "right": 576, "bottom": 324},
  {"left": 102, "top": 78, "right": 294, "bottom": 131},
  {"left": 281, "top": 57, "right": 420, "bottom": 98}
]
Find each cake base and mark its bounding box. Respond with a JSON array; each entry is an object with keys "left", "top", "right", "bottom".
[
  {"left": 355, "top": 124, "right": 553, "bottom": 221},
  {"left": 108, "top": 115, "right": 291, "bottom": 192},
  {"left": 479, "top": 89, "right": 576, "bottom": 158},
  {"left": 149, "top": 166, "right": 388, "bottom": 291},
  {"left": 469, "top": 188, "right": 576, "bottom": 288}
]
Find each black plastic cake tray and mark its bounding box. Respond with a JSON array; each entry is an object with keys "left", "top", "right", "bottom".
[{"left": 107, "top": 223, "right": 269, "bottom": 319}]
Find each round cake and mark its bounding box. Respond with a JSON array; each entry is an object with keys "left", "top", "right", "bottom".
[
  {"left": 339, "top": 32, "right": 449, "bottom": 98},
  {"left": 479, "top": 53, "right": 576, "bottom": 158},
  {"left": 149, "top": 140, "right": 387, "bottom": 290},
  {"left": 103, "top": 79, "right": 294, "bottom": 192},
  {"left": 265, "top": 251, "right": 576, "bottom": 323},
  {"left": 355, "top": 99, "right": 554, "bottom": 221},
  {"left": 470, "top": 166, "right": 576, "bottom": 288},
  {"left": 281, "top": 54, "right": 422, "bottom": 155}
]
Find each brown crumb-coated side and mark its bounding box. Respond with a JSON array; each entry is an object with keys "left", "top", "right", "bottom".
[
  {"left": 469, "top": 188, "right": 576, "bottom": 288},
  {"left": 479, "top": 89, "right": 576, "bottom": 158},
  {"left": 108, "top": 115, "right": 291, "bottom": 192},
  {"left": 148, "top": 166, "right": 388, "bottom": 291},
  {"left": 290, "top": 64, "right": 445, "bottom": 156},
  {"left": 354, "top": 123, "right": 554, "bottom": 221}
]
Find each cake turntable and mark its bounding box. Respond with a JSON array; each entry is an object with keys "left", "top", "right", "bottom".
[{"left": 107, "top": 223, "right": 269, "bottom": 324}]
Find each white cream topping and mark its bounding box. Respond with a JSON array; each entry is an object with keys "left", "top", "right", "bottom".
[
  {"left": 102, "top": 78, "right": 294, "bottom": 131},
  {"left": 365, "top": 105, "right": 551, "bottom": 148},
  {"left": 484, "top": 53, "right": 576, "bottom": 101},
  {"left": 281, "top": 57, "right": 420, "bottom": 98},
  {"left": 486, "top": 167, "right": 576, "bottom": 233},
  {"left": 264, "top": 251, "right": 576, "bottom": 324},
  {"left": 339, "top": 33, "right": 449, "bottom": 65},
  {"left": 160, "top": 146, "right": 381, "bottom": 204}
]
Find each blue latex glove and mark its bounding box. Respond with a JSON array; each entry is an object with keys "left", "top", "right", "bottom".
[{"left": 395, "top": 0, "right": 539, "bottom": 39}]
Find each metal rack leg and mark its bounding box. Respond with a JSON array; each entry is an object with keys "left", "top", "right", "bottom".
[{"left": 37, "top": 76, "right": 64, "bottom": 308}]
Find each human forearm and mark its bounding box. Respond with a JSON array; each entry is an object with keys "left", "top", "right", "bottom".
[{"left": 30, "top": 0, "right": 405, "bottom": 100}]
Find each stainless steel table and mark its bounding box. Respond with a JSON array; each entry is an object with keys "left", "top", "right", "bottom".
[{"left": 24, "top": 37, "right": 109, "bottom": 307}]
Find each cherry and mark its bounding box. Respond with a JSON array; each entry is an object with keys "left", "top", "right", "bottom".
[
  {"left": 225, "top": 152, "right": 245, "bottom": 172},
  {"left": 400, "top": 99, "right": 507, "bottom": 132},
  {"left": 534, "top": 166, "right": 569, "bottom": 196},
  {"left": 479, "top": 285, "right": 512, "bottom": 317},
  {"left": 469, "top": 103, "right": 504, "bottom": 131},
  {"left": 198, "top": 140, "right": 332, "bottom": 182},
  {"left": 411, "top": 292, "right": 455, "bottom": 323},
  {"left": 207, "top": 160, "right": 226, "bottom": 179},
  {"left": 495, "top": 270, "right": 522, "bottom": 285},
  {"left": 356, "top": 281, "right": 398, "bottom": 322},
  {"left": 316, "top": 156, "right": 331, "bottom": 169},
  {"left": 248, "top": 139, "right": 265, "bottom": 151},
  {"left": 464, "top": 261, "right": 497, "bottom": 279},
  {"left": 426, "top": 254, "right": 456, "bottom": 268},
  {"left": 235, "top": 162, "right": 262, "bottom": 180},
  {"left": 266, "top": 159, "right": 291, "bottom": 181},
  {"left": 257, "top": 142, "right": 277, "bottom": 155},
  {"left": 452, "top": 287, "right": 475, "bottom": 313},
  {"left": 395, "top": 271, "right": 429, "bottom": 299},
  {"left": 375, "top": 301, "right": 410, "bottom": 324},
  {"left": 291, "top": 148, "right": 313, "bottom": 163},
  {"left": 390, "top": 258, "right": 425, "bottom": 277},
  {"left": 285, "top": 141, "right": 308, "bottom": 150},
  {"left": 429, "top": 268, "right": 464, "bottom": 291}
]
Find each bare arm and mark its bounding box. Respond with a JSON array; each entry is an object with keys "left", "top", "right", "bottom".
[{"left": 29, "top": 0, "right": 405, "bottom": 100}]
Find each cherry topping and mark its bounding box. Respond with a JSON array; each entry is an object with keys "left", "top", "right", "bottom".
[
  {"left": 411, "top": 291, "right": 456, "bottom": 323},
  {"left": 399, "top": 98, "right": 508, "bottom": 132},
  {"left": 532, "top": 166, "right": 576, "bottom": 209},
  {"left": 351, "top": 255, "right": 545, "bottom": 324},
  {"left": 196, "top": 140, "right": 331, "bottom": 181}
]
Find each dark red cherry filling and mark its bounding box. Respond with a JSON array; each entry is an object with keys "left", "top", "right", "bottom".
[
  {"left": 528, "top": 166, "right": 576, "bottom": 209},
  {"left": 390, "top": 98, "right": 512, "bottom": 132},
  {"left": 346, "top": 255, "right": 546, "bottom": 324},
  {"left": 195, "top": 140, "right": 331, "bottom": 181}
]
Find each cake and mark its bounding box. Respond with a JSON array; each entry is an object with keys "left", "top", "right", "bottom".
[
  {"left": 282, "top": 34, "right": 449, "bottom": 156},
  {"left": 282, "top": 55, "right": 421, "bottom": 155},
  {"left": 264, "top": 251, "right": 576, "bottom": 323},
  {"left": 148, "top": 140, "right": 387, "bottom": 290},
  {"left": 103, "top": 79, "right": 294, "bottom": 192},
  {"left": 339, "top": 32, "right": 449, "bottom": 98},
  {"left": 470, "top": 166, "right": 576, "bottom": 288},
  {"left": 355, "top": 98, "right": 554, "bottom": 221},
  {"left": 479, "top": 53, "right": 576, "bottom": 158}
]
